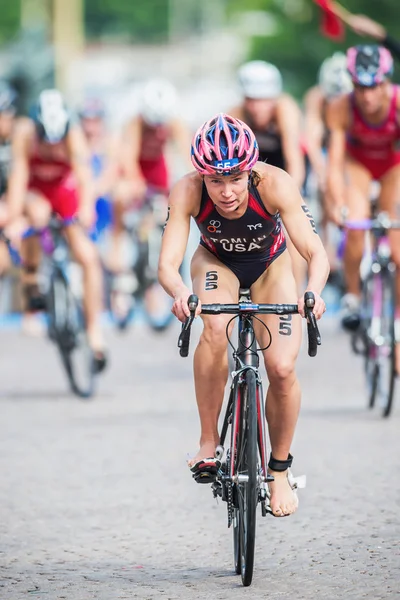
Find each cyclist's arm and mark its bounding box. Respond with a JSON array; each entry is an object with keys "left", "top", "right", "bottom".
[
  {"left": 158, "top": 174, "right": 199, "bottom": 301},
  {"left": 259, "top": 166, "right": 329, "bottom": 296},
  {"left": 395, "top": 86, "right": 400, "bottom": 122},
  {"left": 276, "top": 95, "right": 305, "bottom": 190},
  {"left": 6, "top": 119, "right": 32, "bottom": 221},
  {"left": 304, "top": 86, "right": 326, "bottom": 186},
  {"left": 383, "top": 36, "right": 400, "bottom": 61},
  {"left": 347, "top": 15, "right": 400, "bottom": 61},
  {"left": 325, "top": 96, "right": 349, "bottom": 223},
  {"left": 169, "top": 119, "right": 193, "bottom": 171},
  {"left": 67, "top": 126, "right": 94, "bottom": 210},
  {"left": 120, "top": 116, "right": 146, "bottom": 185}
]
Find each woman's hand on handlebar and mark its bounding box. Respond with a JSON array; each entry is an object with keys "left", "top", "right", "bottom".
[
  {"left": 298, "top": 291, "right": 326, "bottom": 320},
  {"left": 172, "top": 287, "right": 202, "bottom": 322}
]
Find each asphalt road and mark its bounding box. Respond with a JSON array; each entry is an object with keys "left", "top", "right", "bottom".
[{"left": 0, "top": 317, "right": 399, "bottom": 600}]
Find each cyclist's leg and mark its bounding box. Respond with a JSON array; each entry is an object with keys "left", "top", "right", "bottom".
[
  {"left": 0, "top": 199, "right": 10, "bottom": 274},
  {"left": 189, "top": 245, "right": 239, "bottom": 465},
  {"left": 378, "top": 162, "right": 400, "bottom": 372},
  {"left": 109, "top": 178, "right": 145, "bottom": 273},
  {"left": 340, "top": 158, "right": 372, "bottom": 328},
  {"left": 251, "top": 250, "right": 302, "bottom": 516},
  {"left": 285, "top": 231, "right": 307, "bottom": 296},
  {"left": 18, "top": 193, "right": 51, "bottom": 334},
  {"left": 0, "top": 238, "right": 10, "bottom": 275},
  {"left": 22, "top": 192, "right": 51, "bottom": 278},
  {"left": 342, "top": 158, "right": 371, "bottom": 295},
  {"left": 109, "top": 179, "right": 131, "bottom": 272},
  {"left": 50, "top": 176, "right": 106, "bottom": 358},
  {"left": 64, "top": 224, "right": 105, "bottom": 354}
]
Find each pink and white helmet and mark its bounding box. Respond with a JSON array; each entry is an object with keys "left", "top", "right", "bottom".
[
  {"left": 191, "top": 113, "right": 259, "bottom": 176},
  {"left": 347, "top": 45, "right": 393, "bottom": 87}
]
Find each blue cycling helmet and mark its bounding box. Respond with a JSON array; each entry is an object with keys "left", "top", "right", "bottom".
[{"left": 78, "top": 97, "right": 106, "bottom": 120}]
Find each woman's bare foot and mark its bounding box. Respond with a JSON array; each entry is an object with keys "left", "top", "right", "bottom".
[
  {"left": 268, "top": 470, "right": 298, "bottom": 517},
  {"left": 187, "top": 440, "right": 219, "bottom": 468}
]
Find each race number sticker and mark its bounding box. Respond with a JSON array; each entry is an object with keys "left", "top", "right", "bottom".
[
  {"left": 205, "top": 271, "right": 218, "bottom": 291},
  {"left": 279, "top": 314, "right": 292, "bottom": 336}
]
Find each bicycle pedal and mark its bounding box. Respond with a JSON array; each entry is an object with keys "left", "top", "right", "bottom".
[
  {"left": 211, "top": 481, "right": 223, "bottom": 498},
  {"left": 266, "top": 473, "right": 274, "bottom": 482},
  {"left": 288, "top": 472, "right": 306, "bottom": 490},
  {"left": 261, "top": 501, "right": 267, "bottom": 517}
]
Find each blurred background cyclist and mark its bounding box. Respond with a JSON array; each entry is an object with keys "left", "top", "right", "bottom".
[
  {"left": 230, "top": 60, "right": 306, "bottom": 292},
  {"left": 5, "top": 89, "right": 107, "bottom": 370},
  {"left": 304, "top": 53, "right": 353, "bottom": 285},
  {"left": 109, "top": 78, "right": 192, "bottom": 275},
  {"left": 230, "top": 60, "right": 305, "bottom": 190},
  {"left": 78, "top": 97, "right": 120, "bottom": 242},
  {"left": 326, "top": 45, "right": 400, "bottom": 341},
  {"left": 0, "top": 81, "right": 18, "bottom": 275}
]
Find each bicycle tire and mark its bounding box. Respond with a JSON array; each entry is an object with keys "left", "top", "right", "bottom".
[
  {"left": 229, "top": 382, "right": 241, "bottom": 576},
  {"left": 235, "top": 369, "right": 258, "bottom": 587},
  {"left": 359, "top": 273, "right": 379, "bottom": 409},
  {"left": 145, "top": 281, "right": 175, "bottom": 332},
  {"left": 378, "top": 268, "right": 396, "bottom": 418},
  {"left": 141, "top": 227, "right": 175, "bottom": 333},
  {"left": 106, "top": 271, "right": 136, "bottom": 332},
  {"left": 47, "top": 270, "right": 95, "bottom": 399}
]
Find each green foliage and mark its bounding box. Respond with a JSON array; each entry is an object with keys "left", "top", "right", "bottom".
[
  {"left": 227, "top": 0, "right": 400, "bottom": 100},
  {"left": 85, "top": 0, "right": 169, "bottom": 42},
  {"left": 0, "top": 1, "right": 20, "bottom": 44}
]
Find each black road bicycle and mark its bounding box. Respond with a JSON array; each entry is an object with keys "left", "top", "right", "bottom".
[
  {"left": 347, "top": 213, "right": 400, "bottom": 417},
  {"left": 23, "top": 217, "right": 100, "bottom": 398},
  {"left": 108, "top": 191, "right": 175, "bottom": 332},
  {"left": 178, "top": 290, "right": 321, "bottom": 586}
]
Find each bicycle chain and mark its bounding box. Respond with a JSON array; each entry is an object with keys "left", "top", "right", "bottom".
[{"left": 226, "top": 449, "right": 233, "bottom": 528}]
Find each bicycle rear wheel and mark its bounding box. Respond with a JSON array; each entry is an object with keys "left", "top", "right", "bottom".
[
  {"left": 376, "top": 268, "right": 396, "bottom": 417},
  {"left": 48, "top": 270, "right": 95, "bottom": 399},
  {"left": 140, "top": 227, "right": 174, "bottom": 332},
  {"left": 232, "top": 369, "right": 258, "bottom": 587},
  {"left": 107, "top": 271, "right": 137, "bottom": 332}
]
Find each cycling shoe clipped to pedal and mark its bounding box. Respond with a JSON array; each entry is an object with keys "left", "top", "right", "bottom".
[
  {"left": 189, "top": 458, "right": 221, "bottom": 484},
  {"left": 340, "top": 293, "right": 361, "bottom": 332},
  {"left": 24, "top": 284, "right": 47, "bottom": 312},
  {"left": 92, "top": 350, "right": 108, "bottom": 375}
]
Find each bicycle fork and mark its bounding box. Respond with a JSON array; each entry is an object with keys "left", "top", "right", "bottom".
[{"left": 212, "top": 366, "right": 273, "bottom": 520}]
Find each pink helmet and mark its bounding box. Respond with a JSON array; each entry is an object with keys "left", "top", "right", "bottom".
[
  {"left": 191, "top": 113, "right": 259, "bottom": 176},
  {"left": 347, "top": 45, "right": 393, "bottom": 87}
]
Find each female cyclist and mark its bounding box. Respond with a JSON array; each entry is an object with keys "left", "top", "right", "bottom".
[
  {"left": 326, "top": 45, "right": 400, "bottom": 332},
  {"left": 158, "top": 114, "right": 329, "bottom": 517}
]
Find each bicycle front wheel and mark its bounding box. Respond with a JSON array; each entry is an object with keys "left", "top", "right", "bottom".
[
  {"left": 360, "top": 273, "right": 379, "bottom": 409},
  {"left": 48, "top": 270, "right": 95, "bottom": 399},
  {"left": 233, "top": 369, "right": 258, "bottom": 587},
  {"left": 377, "top": 268, "right": 396, "bottom": 417}
]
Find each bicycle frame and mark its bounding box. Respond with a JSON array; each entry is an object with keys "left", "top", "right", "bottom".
[
  {"left": 345, "top": 216, "right": 398, "bottom": 353},
  {"left": 344, "top": 216, "right": 398, "bottom": 416},
  {"left": 217, "top": 291, "right": 269, "bottom": 490}
]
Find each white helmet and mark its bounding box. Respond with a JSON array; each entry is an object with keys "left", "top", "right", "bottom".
[
  {"left": 237, "top": 60, "right": 283, "bottom": 99},
  {"left": 318, "top": 52, "right": 353, "bottom": 99},
  {"left": 34, "top": 89, "right": 70, "bottom": 143},
  {"left": 140, "top": 79, "right": 178, "bottom": 126}
]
